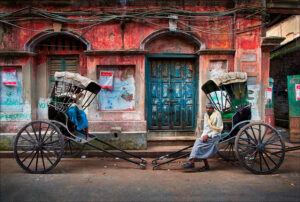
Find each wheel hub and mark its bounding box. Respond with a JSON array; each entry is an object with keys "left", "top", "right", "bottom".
[
  {"left": 257, "top": 144, "right": 265, "bottom": 151},
  {"left": 36, "top": 141, "right": 43, "bottom": 149}
]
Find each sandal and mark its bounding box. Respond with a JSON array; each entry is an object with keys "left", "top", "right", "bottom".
[
  {"left": 183, "top": 162, "right": 195, "bottom": 169},
  {"left": 198, "top": 166, "right": 209, "bottom": 172}
]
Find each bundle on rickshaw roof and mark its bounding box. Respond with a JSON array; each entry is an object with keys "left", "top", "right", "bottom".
[
  {"left": 201, "top": 72, "right": 247, "bottom": 94},
  {"left": 54, "top": 71, "right": 101, "bottom": 94},
  {"left": 50, "top": 71, "right": 101, "bottom": 113}
]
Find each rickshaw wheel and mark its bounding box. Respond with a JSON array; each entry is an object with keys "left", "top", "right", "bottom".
[
  {"left": 14, "top": 121, "right": 64, "bottom": 174},
  {"left": 235, "top": 122, "right": 285, "bottom": 174},
  {"left": 217, "top": 140, "right": 237, "bottom": 161},
  {"left": 63, "top": 138, "right": 85, "bottom": 158}
]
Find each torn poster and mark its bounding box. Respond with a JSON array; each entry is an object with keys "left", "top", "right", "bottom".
[
  {"left": 2, "top": 68, "right": 17, "bottom": 86},
  {"left": 266, "top": 87, "right": 272, "bottom": 101},
  {"left": 296, "top": 84, "right": 300, "bottom": 101},
  {"left": 99, "top": 71, "right": 114, "bottom": 89}
]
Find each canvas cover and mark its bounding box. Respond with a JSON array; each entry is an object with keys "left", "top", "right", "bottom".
[
  {"left": 54, "top": 71, "right": 97, "bottom": 88},
  {"left": 211, "top": 72, "right": 247, "bottom": 86}
]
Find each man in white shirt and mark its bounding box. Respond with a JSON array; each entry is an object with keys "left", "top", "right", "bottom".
[{"left": 183, "top": 103, "right": 223, "bottom": 171}]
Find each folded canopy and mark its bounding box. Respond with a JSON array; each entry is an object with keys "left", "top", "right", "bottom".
[
  {"left": 54, "top": 71, "right": 101, "bottom": 94},
  {"left": 202, "top": 72, "right": 247, "bottom": 94}
]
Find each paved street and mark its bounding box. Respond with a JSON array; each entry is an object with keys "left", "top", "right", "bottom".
[{"left": 1, "top": 152, "right": 300, "bottom": 202}]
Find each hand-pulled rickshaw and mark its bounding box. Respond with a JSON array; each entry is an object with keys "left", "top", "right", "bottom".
[
  {"left": 14, "top": 72, "right": 146, "bottom": 173},
  {"left": 152, "top": 72, "right": 287, "bottom": 174}
]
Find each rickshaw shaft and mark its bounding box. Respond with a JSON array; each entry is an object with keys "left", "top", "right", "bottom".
[
  {"left": 85, "top": 142, "right": 145, "bottom": 168},
  {"left": 93, "top": 138, "right": 146, "bottom": 162}
]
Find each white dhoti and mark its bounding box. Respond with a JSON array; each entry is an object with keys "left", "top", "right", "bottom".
[{"left": 189, "top": 110, "right": 223, "bottom": 160}]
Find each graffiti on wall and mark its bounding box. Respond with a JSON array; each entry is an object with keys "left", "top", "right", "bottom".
[
  {"left": 0, "top": 68, "right": 23, "bottom": 112},
  {"left": 37, "top": 98, "right": 49, "bottom": 119},
  {"left": 248, "top": 84, "right": 260, "bottom": 120},
  {"left": 98, "top": 66, "right": 135, "bottom": 111},
  {"left": 0, "top": 100, "right": 31, "bottom": 121}
]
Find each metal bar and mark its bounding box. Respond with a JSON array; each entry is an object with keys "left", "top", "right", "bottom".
[
  {"left": 214, "top": 90, "right": 222, "bottom": 111},
  {"left": 152, "top": 145, "right": 193, "bottom": 163},
  {"left": 86, "top": 142, "right": 145, "bottom": 168},
  {"left": 81, "top": 90, "right": 89, "bottom": 109},
  {"left": 153, "top": 153, "right": 190, "bottom": 169},
  {"left": 229, "top": 84, "right": 236, "bottom": 110},
  {"left": 82, "top": 93, "right": 94, "bottom": 110},
  {"left": 83, "top": 94, "right": 97, "bottom": 110},
  {"left": 222, "top": 85, "right": 232, "bottom": 111},
  {"left": 238, "top": 83, "right": 241, "bottom": 105},
  {"left": 218, "top": 86, "right": 224, "bottom": 110},
  {"left": 62, "top": 83, "right": 72, "bottom": 105},
  {"left": 243, "top": 83, "right": 247, "bottom": 105},
  {"left": 221, "top": 85, "right": 232, "bottom": 110},
  {"left": 206, "top": 94, "right": 219, "bottom": 111},
  {"left": 285, "top": 146, "right": 300, "bottom": 152},
  {"left": 219, "top": 135, "right": 236, "bottom": 143},
  {"left": 94, "top": 138, "right": 146, "bottom": 162},
  {"left": 270, "top": 145, "right": 300, "bottom": 155}
]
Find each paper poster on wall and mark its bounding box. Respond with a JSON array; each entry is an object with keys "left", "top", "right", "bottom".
[
  {"left": 266, "top": 87, "right": 272, "bottom": 101},
  {"left": 99, "top": 71, "right": 114, "bottom": 89},
  {"left": 248, "top": 84, "right": 260, "bottom": 120},
  {"left": 2, "top": 69, "right": 17, "bottom": 86},
  {"left": 296, "top": 84, "right": 300, "bottom": 101}
]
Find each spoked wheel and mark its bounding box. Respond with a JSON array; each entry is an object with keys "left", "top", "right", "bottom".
[
  {"left": 62, "top": 138, "right": 85, "bottom": 158},
  {"left": 14, "top": 121, "right": 64, "bottom": 174},
  {"left": 235, "top": 122, "right": 285, "bottom": 174},
  {"left": 217, "top": 139, "right": 237, "bottom": 161}
]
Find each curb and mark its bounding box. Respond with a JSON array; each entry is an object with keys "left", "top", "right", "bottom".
[{"left": 0, "top": 150, "right": 192, "bottom": 159}]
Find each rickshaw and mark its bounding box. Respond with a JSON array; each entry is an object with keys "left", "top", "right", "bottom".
[
  {"left": 14, "top": 72, "right": 146, "bottom": 173},
  {"left": 152, "top": 72, "right": 286, "bottom": 174}
]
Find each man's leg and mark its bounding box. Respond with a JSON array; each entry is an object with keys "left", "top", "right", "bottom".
[
  {"left": 183, "top": 138, "right": 203, "bottom": 168},
  {"left": 198, "top": 159, "right": 210, "bottom": 172}
]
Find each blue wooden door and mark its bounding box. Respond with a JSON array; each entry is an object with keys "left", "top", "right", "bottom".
[{"left": 147, "top": 57, "right": 197, "bottom": 130}]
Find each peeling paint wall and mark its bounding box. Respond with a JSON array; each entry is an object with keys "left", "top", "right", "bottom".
[
  {"left": 0, "top": 2, "right": 270, "bottom": 134},
  {"left": 0, "top": 67, "right": 23, "bottom": 112},
  {"left": 98, "top": 66, "right": 135, "bottom": 111},
  {"left": 267, "top": 15, "right": 300, "bottom": 46}
]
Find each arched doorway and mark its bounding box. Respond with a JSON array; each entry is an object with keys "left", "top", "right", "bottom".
[
  {"left": 142, "top": 30, "right": 203, "bottom": 131},
  {"left": 26, "top": 31, "right": 89, "bottom": 119}
]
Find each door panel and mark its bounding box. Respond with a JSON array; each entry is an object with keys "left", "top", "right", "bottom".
[
  {"left": 147, "top": 58, "right": 197, "bottom": 130},
  {"left": 48, "top": 57, "right": 78, "bottom": 93}
]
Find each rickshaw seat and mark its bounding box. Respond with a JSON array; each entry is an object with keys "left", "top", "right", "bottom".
[
  {"left": 48, "top": 104, "right": 76, "bottom": 135},
  {"left": 232, "top": 105, "right": 251, "bottom": 126},
  {"left": 220, "top": 105, "right": 251, "bottom": 140}
]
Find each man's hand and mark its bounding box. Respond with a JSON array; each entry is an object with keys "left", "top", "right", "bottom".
[{"left": 202, "top": 134, "right": 208, "bottom": 143}]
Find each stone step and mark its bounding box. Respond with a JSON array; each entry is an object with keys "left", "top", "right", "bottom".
[
  {"left": 147, "top": 131, "right": 195, "bottom": 138},
  {"left": 147, "top": 136, "right": 196, "bottom": 147}
]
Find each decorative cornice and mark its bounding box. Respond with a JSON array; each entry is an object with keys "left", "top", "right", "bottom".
[
  {"left": 0, "top": 51, "right": 37, "bottom": 57},
  {"left": 261, "top": 36, "right": 285, "bottom": 51},
  {"left": 85, "top": 49, "right": 148, "bottom": 56},
  {"left": 197, "top": 49, "right": 235, "bottom": 55}
]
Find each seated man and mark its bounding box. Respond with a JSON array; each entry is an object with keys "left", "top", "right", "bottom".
[{"left": 183, "top": 103, "right": 223, "bottom": 171}]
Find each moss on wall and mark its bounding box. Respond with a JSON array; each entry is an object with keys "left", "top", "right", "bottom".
[
  {"left": 0, "top": 133, "right": 146, "bottom": 151},
  {"left": 0, "top": 135, "right": 14, "bottom": 150}
]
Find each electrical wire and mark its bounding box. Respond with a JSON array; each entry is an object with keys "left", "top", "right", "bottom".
[{"left": 0, "top": 6, "right": 268, "bottom": 35}]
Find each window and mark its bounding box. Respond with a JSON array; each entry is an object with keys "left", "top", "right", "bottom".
[
  {"left": 0, "top": 67, "right": 23, "bottom": 112},
  {"left": 48, "top": 57, "right": 78, "bottom": 93},
  {"left": 97, "top": 65, "right": 135, "bottom": 111}
]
